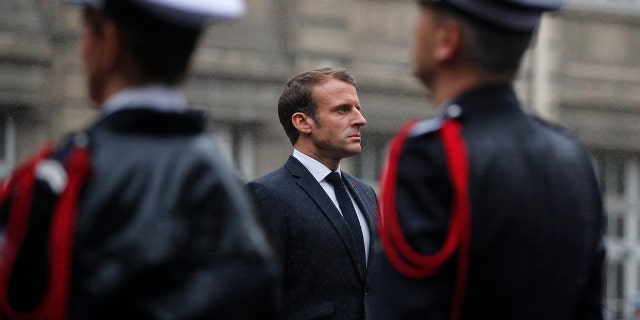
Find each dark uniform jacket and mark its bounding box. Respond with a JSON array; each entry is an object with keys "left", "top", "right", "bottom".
[
  {"left": 375, "top": 85, "right": 605, "bottom": 320},
  {"left": 0, "top": 108, "right": 280, "bottom": 319},
  {"left": 248, "top": 156, "right": 380, "bottom": 320}
]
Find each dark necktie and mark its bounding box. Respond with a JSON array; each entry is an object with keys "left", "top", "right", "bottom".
[{"left": 325, "top": 171, "right": 366, "bottom": 270}]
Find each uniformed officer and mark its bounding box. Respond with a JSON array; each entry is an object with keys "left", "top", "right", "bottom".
[
  {"left": 0, "top": 0, "right": 279, "bottom": 319},
  {"left": 375, "top": 1, "right": 605, "bottom": 319}
]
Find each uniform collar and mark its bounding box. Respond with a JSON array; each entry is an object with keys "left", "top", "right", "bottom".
[
  {"left": 102, "top": 84, "right": 188, "bottom": 115},
  {"left": 449, "top": 84, "right": 516, "bottom": 109},
  {"left": 410, "top": 84, "right": 516, "bottom": 137}
]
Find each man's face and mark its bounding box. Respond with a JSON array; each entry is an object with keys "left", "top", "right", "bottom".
[
  {"left": 412, "top": 5, "right": 440, "bottom": 86},
  {"left": 308, "top": 78, "right": 366, "bottom": 163}
]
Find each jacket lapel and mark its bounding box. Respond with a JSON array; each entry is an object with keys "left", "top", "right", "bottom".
[{"left": 285, "top": 157, "right": 365, "bottom": 280}]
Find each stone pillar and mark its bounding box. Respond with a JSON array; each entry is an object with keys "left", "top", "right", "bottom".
[
  {"left": 624, "top": 159, "right": 640, "bottom": 319},
  {"left": 532, "top": 14, "right": 562, "bottom": 121}
]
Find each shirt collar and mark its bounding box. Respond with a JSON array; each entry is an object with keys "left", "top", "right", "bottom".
[
  {"left": 102, "top": 84, "right": 188, "bottom": 115},
  {"left": 292, "top": 149, "right": 342, "bottom": 183}
]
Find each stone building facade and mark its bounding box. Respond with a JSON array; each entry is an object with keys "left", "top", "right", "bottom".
[{"left": 1, "top": 0, "right": 640, "bottom": 318}]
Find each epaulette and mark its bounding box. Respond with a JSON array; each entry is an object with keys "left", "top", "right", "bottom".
[
  {"left": 409, "top": 104, "right": 463, "bottom": 138},
  {"left": 408, "top": 117, "right": 444, "bottom": 138},
  {"left": 37, "top": 132, "right": 91, "bottom": 195}
]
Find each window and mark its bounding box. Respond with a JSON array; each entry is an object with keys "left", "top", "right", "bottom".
[
  {"left": 593, "top": 150, "right": 640, "bottom": 319},
  {"left": 213, "top": 122, "right": 257, "bottom": 180},
  {"left": 0, "top": 115, "right": 16, "bottom": 178}
]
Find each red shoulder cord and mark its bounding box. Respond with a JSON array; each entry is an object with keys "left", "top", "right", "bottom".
[
  {"left": 0, "top": 145, "right": 91, "bottom": 320},
  {"left": 378, "top": 119, "right": 471, "bottom": 320}
]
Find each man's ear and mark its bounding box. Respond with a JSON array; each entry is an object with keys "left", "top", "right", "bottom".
[
  {"left": 434, "top": 20, "right": 462, "bottom": 63},
  {"left": 292, "top": 112, "right": 314, "bottom": 135}
]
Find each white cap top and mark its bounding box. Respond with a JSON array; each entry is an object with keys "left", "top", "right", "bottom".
[{"left": 66, "top": 0, "right": 246, "bottom": 27}]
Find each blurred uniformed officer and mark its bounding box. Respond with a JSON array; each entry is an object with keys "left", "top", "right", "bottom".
[
  {"left": 0, "top": 0, "right": 279, "bottom": 319},
  {"left": 375, "top": 1, "right": 605, "bottom": 319}
]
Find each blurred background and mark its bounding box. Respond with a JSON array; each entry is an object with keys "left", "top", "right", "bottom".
[{"left": 1, "top": 0, "right": 640, "bottom": 318}]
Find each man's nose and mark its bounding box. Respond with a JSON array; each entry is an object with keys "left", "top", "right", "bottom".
[{"left": 354, "top": 109, "right": 367, "bottom": 127}]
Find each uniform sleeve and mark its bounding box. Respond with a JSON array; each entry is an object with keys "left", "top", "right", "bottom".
[
  {"left": 384, "top": 135, "right": 458, "bottom": 318},
  {"left": 73, "top": 155, "right": 281, "bottom": 319},
  {"left": 575, "top": 165, "right": 606, "bottom": 320},
  {"left": 148, "top": 163, "right": 281, "bottom": 319},
  {"left": 396, "top": 136, "right": 453, "bottom": 260}
]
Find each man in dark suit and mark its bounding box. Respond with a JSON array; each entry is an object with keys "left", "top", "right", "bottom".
[
  {"left": 248, "top": 67, "right": 379, "bottom": 320},
  {"left": 375, "top": 1, "right": 605, "bottom": 319}
]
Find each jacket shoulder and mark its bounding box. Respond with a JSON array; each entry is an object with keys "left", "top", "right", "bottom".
[
  {"left": 247, "top": 167, "right": 295, "bottom": 198},
  {"left": 530, "top": 115, "right": 577, "bottom": 139},
  {"left": 250, "top": 166, "right": 290, "bottom": 185}
]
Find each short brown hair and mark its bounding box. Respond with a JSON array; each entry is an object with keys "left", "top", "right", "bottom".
[{"left": 277, "top": 67, "right": 356, "bottom": 145}]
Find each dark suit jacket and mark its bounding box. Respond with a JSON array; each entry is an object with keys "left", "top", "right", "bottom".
[{"left": 248, "top": 156, "right": 380, "bottom": 320}]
